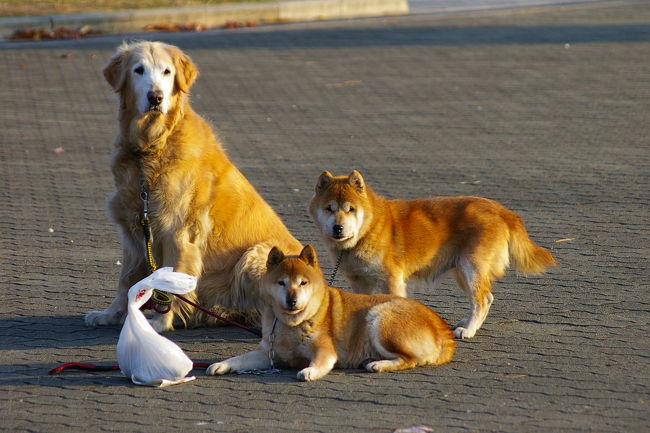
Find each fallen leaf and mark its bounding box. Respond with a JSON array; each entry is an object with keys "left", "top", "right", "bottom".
[
  {"left": 325, "top": 80, "right": 362, "bottom": 88},
  {"left": 223, "top": 20, "right": 257, "bottom": 30},
  {"left": 555, "top": 238, "right": 574, "bottom": 243},
  {"left": 78, "top": 25, "right": 94, "bottom": 36},
  {"left": 10, "top": 26, "right": 102, "bottom": 41},
  {"left": 144, "top": 22, "right": 206, "bottom": 32}
]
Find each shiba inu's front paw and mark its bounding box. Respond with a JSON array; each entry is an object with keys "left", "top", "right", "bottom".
[
  {"left": 453, "top": 326, "right": 476, "bottom": 339},
  {"left": 206, "top": 362, "right": 231, "bottom": 375},
  {"left": 297, "top": 367, "right": 325, "bottom": 382},
  {"left": 364, "top": 361, "right": 389, "bottom": 373},
  {"left": 453, "top": 317, "right": 477, "bottom": 339},
  {"left": 365, "top": 358, "right": 410, "bottom": 372}
]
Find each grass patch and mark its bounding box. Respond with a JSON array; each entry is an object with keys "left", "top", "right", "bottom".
[{"left": 1, "top": 0, "right": 270, "bottom": 17}]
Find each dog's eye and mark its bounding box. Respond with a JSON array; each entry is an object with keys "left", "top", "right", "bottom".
[
  {"left": 134, "top": 66, "right": 144, "bottom": 75},
  {"left": 348, "top": 206, "right": 355, "bottom": 213},
  {"left": 278, "top": 281, "right": 285, "bottom": 287},
  {"left": 300, "top": 280, "right": 308, "bottom": 286},
  {"left": 163, "top": 68, "right": 171, "bottom": 75},
  {"left": 325, "top": 206, "right": 333, "bottom": 212}
]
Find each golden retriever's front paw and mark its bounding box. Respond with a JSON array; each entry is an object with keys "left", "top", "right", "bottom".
[
  {"left": 84, "top": 310, "right": 125, "bottom": 327},
  {"left": 206, "top": 362, "right": 231, "bottom": 375},
  {"left": 148, "top": 314, "right": 174, "bottom": 333},
  {"left": 297, "top": 367, "right": 324, "bottom": 382}
]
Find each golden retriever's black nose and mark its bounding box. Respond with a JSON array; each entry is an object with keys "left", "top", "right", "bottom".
[
  {"left": 333, "top": 224, "right": 344, "bottom": 237},
  {"left": 147, "top": 90, "right": 163, "bottom": 105}
]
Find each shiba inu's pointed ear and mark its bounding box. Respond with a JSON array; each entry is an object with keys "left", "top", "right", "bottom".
[
  {"left": 103, "top": 44, "right": 128, "bottom": 92},
  {"left": 171, "top": 47, "right": 198, "bottom": 93},
  {"left": 348, "top": 170, "right": 365, "bottom": 193},
  {"left": 316, "top": 171, "right": 334, "bottom": 192},
  {"left": 267, "top": 246, "right": 285, "bottom": 269},
  {"left": 299, "top": 245, "right": 318, "bottom": 267}
]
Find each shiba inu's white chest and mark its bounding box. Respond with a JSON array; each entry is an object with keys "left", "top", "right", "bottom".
[
  {"left": 273, "top": 322, "right": 318, "bottom": 363},
  {"left": 340, "top": 251, "right": 389, "bottom": 294}
]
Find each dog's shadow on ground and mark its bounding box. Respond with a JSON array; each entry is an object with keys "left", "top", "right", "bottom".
[
  {"left": 0, "top": 314, "right": 261, "bottom": 349},
  {"left": 0, "top": 314, "right": 371, "bottom": 387},
  {"left": 0, "top": 314, "right": 290, "bottom": 388},
  {"left": 0, "top": 360, "right": 310, "bottom": 389},
  {"left": 0, "top": 315, "right": 120, "bottom": 350}
]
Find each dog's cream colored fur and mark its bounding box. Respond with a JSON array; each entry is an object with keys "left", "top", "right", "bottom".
[
  {"left": 85, "top": 41, "right": 302, "bottom": 331},
  {"left": 310, "top": 170, "right": 556, "bottom": 339},
  {"left": 207, "top": 245, "right": 455, "bottom": 381}
]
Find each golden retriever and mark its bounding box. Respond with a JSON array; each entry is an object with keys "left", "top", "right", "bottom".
[
  {"left": 310, "top": 170, "right": 556, "bottom": 339},
  {"left": 85, "top": 41, "right": 302, "bottom": 332},
  {"left": 207, "top": 245, "right": 455, "bottom": 381}
]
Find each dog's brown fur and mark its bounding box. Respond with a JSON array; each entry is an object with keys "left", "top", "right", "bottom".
[
  {"left": 85, "top": 41, "right": 302, "bottom": 331},
  {"left": 309, "top": 170, "right": 556, "bottom": 339},
  {"left": 207, "top": 245, "right": 455, "bottom": 381}
]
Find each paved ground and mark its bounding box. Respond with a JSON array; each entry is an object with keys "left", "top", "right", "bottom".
[
  {"left": 1, "top": 1, "right": 649, "bottom": 432},
  {"left": 408, "top": 0, "right": 607, "bottom": 14}
]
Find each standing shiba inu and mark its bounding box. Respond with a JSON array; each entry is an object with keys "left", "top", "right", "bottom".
[
  {"left": 309, "top": 170, "right": 556, "bottom": 339},
  {"left": 206, "top": 245, "right": 455, "bottom": 381}
]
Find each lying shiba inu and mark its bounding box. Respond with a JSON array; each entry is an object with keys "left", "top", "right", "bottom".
[
  {"left": 206, "top": 245, "right": 455, "bottom": 381},
  {"left": 309, "top": 170, "right": 556, "bottom": 339}
]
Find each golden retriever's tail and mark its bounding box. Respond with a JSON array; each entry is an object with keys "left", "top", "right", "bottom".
[{"left": 508, "top": 216, "right": 556, "bottom": 275}]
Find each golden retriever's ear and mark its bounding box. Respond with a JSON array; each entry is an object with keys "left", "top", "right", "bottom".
[
  {"left": 315, "top": 171, "right": 334, "bottom": 192},
  {"left": 299, "top": 245, "right": 318, "bottom": 268},
  {"left": 348, "top": 170, "right": 365, "bottom": 193},
  {"left": 173, "top": 48, "right": 198, "bottom": 93},
  {"left": 267, "top": 246, "right": 285, "bottom": 269},
  {"left": 103, "top": 47, "right": 128, "bottom": 92}
]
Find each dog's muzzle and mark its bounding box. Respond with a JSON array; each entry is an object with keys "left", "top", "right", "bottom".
[
  {"left": 286, "top": 294, "right": 298, "bottom": 310},
  {"left": 332, "top": 224, "right": 345, "bottom": 239}
]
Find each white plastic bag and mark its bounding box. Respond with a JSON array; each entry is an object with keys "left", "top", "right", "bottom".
[{"left": 116, "top": 267, "right": 198, "bottom": 387}]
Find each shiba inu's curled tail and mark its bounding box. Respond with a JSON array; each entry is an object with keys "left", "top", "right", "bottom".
[{"left": 508, "top": 217, "right": 556, "bottom": 275}]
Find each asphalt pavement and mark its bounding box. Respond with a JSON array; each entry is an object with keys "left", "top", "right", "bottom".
[{"left": 1, "top": 1, "right": 649, "bottom": 432}]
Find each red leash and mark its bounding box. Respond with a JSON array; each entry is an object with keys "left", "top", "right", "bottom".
[
  {"left": 171, "top": 293, "right": 261, "bottom": 337},
  {"left": 51, "top": 187, "right": 262, "bottom": 377},
  {"left": 49, "top": 294, "right": 260, "bottom": 375},
  {"left": 49, "top": 362, "right": 210, "bottom": 375},
  {"left": 48, "top": 362, "right": 121, "bottom": 375},
  {"left": 139, "top": 187, "right": 261, "bottom": 338}
]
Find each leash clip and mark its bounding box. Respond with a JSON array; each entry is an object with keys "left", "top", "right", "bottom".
[{"left": 140, "top": 188, "right": 149, "bottom": 216}]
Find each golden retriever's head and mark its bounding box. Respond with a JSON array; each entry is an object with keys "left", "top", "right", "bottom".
[
  {"left": 103, "top": 41, "right": 198, "bottom": 116},
  {"left": 263, "top": 245, "right": 327, "bottom": 326}
]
